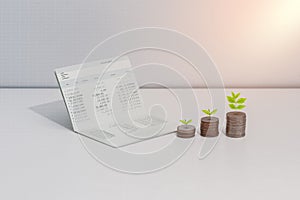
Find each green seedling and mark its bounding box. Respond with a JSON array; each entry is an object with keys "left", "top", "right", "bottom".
[
  {"left": 227, "top": 92, "right": 247, "bottom": 110},
  {"left": 202, "top": 109, "right": 217, "bottom": 116},
  {"left": 179, "top": 119, "right": 192, "bottom": 125}
]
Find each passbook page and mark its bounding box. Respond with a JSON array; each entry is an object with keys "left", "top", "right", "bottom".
[{"left": 55, "top": 57, "right": 151, "bottom": 138}]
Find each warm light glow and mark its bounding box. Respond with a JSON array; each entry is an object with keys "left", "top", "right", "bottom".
[
  {"left": 261, "top": 0, "right": 300, "bottom": 42},
  {"left": 173, "top": 0, "right": 300, "bottom": 87},
  {"left": 277, "top": 1, "right": 300, "bottom": 28}
]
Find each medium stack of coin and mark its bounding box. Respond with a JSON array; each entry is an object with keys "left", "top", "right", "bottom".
[
  {"left": 177, "top": 125, "right": 196, "bottom": 138},
  {"left": 200, "top": 117, "right": 219, "bottom": 137},
  {"left": 226, "top": 112, "right": 246, "bottom": 138}
]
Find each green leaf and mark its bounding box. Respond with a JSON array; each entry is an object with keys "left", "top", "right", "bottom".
[
  {"left": 179, "top": 120, "right": 186, "bottom": 124},
  {"left": 229, "top": 104, "right": 236, "bottom": 109},
  {"left": 236, "top": 105, "right": 246, "bottom": 110},
  {"left": 187, "top": 119, "right": 192, "bottom": 124},
  {"left": 202, "top": 109, "right": 211, "bottom": 115},
  {"left": 234, "top": 92, "right": 240, "bottom": 99},
  {"left": 211, "top": 109, "right": 217, "bottom": 115},
  {"left": 231, "top": 92, "right": 236, "bottom": 99},
  {"left": 236, "top": 98, "right": 247, "bottom": 104},
  {"left": 227, "top": 96, "right": 235, "bottom": 103}
]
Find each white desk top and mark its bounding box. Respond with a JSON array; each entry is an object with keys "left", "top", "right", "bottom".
[{"left": 1, "top": 88, "right": 300, "bottom": 200}]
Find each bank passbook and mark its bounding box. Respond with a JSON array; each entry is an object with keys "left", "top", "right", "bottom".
[{"left": 55, "top": 57, "right": 176, "bottom": 147}]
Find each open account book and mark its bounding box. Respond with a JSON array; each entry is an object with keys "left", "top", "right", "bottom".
[{"left": 55, "top": 56, "right": 177, "bottom": 147}]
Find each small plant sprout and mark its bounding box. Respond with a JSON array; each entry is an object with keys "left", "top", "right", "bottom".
[
  {"left": 227, "top": 92, "right": 247, "bottom": 110},
  {"left": 202, "top": 109, "right": 217, "bottom": 116},
  {"left": 179, "top": 119, "right": 192, "bottom": 126}
]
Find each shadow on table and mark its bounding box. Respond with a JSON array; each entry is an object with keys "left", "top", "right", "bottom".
[{"left": 30, "top": 100, "right": 73, "bottom": 131}]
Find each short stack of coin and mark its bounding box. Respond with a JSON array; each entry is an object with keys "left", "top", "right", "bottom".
[
  {"left": 177, "top": 125, "right": 196, "bottom": 138},
  {"left": 226, "top": 112, "right": 246, "bottom": 138},
  {"left": 200, "top": 116, "right": 219, "bottom": 137}
]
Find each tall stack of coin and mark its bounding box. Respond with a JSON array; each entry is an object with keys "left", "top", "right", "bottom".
[
  {"left": 226, "top": 112, "right": 246, "bottom": 138},
  {"left": 200, "top": 117, "right": 219, "bottom": 137},
  {"left": 177, "top": 125, "right": 196, "bottom": 138}
]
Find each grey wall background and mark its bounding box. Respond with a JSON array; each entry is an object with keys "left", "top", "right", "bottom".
[{"left": 1, "top": 0, "right": 300, "bottom": 88}]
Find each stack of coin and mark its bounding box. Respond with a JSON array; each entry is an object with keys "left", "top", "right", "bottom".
[
  {"left": 177, "top": 125, "right": 196, "bottom": 138},
  {"left": 200, "top": 117, "right": 219, "bottom": 137},
  {"left": 226, "top": 112, "right": 246, "bottom": 138}
]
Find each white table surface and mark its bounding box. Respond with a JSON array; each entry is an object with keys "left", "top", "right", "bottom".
[{"left": 1, "top": 88, "right": 300, "bottom": 200}]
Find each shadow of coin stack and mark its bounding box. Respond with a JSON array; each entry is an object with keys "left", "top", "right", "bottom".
[
  {"left": 226, "top": 112, "right": 246, "bottom": 138},
  {"left": 200, "top": 117, "right": 219, "bottom": 137}
]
